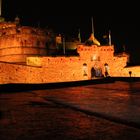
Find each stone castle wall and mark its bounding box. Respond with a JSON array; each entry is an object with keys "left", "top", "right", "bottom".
[
  {"left": 0, "top": 44, "right": 130, "bottom": 84},
  {"left": 0, "top": 21, "right": 136, "bottom": 84},
  {"left": 0, "top": 59, "right": 86, "bottom": 84},
  {"left": 121, "top": 66, "right": 140, "bottom": 77},
  {"left": 0, "top": 23, "right": 48, "bottom": 63}
]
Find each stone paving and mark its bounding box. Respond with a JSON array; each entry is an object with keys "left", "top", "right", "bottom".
[
  {"left": 0, "top": 81, "right": 140, "bottom": 140},
  {"left": 37, "top": 81, "right": 140, "bottom": 128}
]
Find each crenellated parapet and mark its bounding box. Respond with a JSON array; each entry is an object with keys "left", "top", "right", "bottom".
[
  {"left": 0, "top": 22, "right": 16, "bottom": 30},
  {"left": 0, "top": 21, "right": 48, "bottom": 63}
]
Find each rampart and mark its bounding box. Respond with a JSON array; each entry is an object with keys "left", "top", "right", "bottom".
[
  {"left": 0, "top": 23, "right": 48, "bottom": 63},
  {"left": 0, "top": 20, "right": 136, "bottom": 84}
]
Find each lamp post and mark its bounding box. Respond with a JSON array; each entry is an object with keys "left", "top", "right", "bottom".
[{"left": 62, "top": 36, "right": 66, "bottom": 55}]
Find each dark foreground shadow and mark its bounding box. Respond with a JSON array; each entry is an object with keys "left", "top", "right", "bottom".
[
  {"left": 0, "top": 78, "right": 114, "bottom": 93},
  {"left": 113, "top": 77, "right": 140, "bottom": 82},
  {"left": 1, "top": 77, "right": 140, "bottom": 93}
]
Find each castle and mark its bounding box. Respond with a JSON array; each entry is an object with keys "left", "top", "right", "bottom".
[{"left": 0, "top": 2, "right": 140, "bottom": 84}]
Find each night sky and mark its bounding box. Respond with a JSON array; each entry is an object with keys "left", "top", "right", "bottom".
[{"left": 2, "top": 0, "right": 140, "bottom": 65}]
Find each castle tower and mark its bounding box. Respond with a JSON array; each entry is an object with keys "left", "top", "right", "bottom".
[
  {"left": 0, "top": 0, "right": 49, "bottom": 63},
  {"left": 0, "top": 25, "right": 48, "bottom": 63}
]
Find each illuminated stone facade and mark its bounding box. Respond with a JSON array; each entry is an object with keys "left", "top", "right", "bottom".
[
  {"left": 0, "top": 21, "right": 48, "bottom": 63},
  {"left": 0, "top": 19, "right": 139, "bottom": 84}
]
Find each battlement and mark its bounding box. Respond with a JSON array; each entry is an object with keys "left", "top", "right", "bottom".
[
  {"left": 0, "top": 22, "right": 48, "bottom": 63},
  {"left": 0, "top": 22, "right": 16, "bottom": 29},
  {"left": 0, "top": 25, "right": 46, "bottom": 37},
  {"left": 26, "top": 56, "right": 83, "bottom": 67},
  {"left": 77, "top": 44, "right": 114, "bottom": 52}
]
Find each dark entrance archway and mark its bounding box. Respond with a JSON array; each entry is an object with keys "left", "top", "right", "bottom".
[
  {"left": 91, "top": 67, "right": 96, "bottom": 79},
  {"left": 104, "top": 63, "right": 110, "bottom": 77}
]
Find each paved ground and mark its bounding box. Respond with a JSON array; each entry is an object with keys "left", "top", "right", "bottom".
[{"left": 0, "top": 81, "right": 140, "bottom": 140}]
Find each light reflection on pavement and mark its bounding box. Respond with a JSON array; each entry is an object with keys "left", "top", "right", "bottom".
[{"left": 0, "top": 81, "right": 140, "bottom": 140}]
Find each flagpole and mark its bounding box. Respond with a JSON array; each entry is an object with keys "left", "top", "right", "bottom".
[
  {"left": 91, "top": 17, "right": 94, "bottom": 35},
  {"left": 109, "top": 30, "right": 111, "bottom": 46},
  {"left": 78, "top": 29, "right": 81, "bottom": 43},
  {"left": 0, "top": 0, "right": 2, "bottom": 17},
  {"left": 63, "top": 36, "right": 66, "bottom": 55}
]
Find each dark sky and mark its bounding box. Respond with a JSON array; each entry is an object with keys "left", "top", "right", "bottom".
[{"left": 2, "top": 0, "right": 140, "bottom": 64}]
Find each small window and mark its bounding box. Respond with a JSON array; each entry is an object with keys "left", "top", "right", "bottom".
[{"left": 83, "top": 63, "right": 88, "bottom": 76}]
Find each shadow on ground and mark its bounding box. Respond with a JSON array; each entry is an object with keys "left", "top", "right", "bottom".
[
  {"left": 0, "top": 78, "right": 115, "bottom": 93},
  {"left": 0, "top": 77, "right": 140, "bottom": 93}
]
